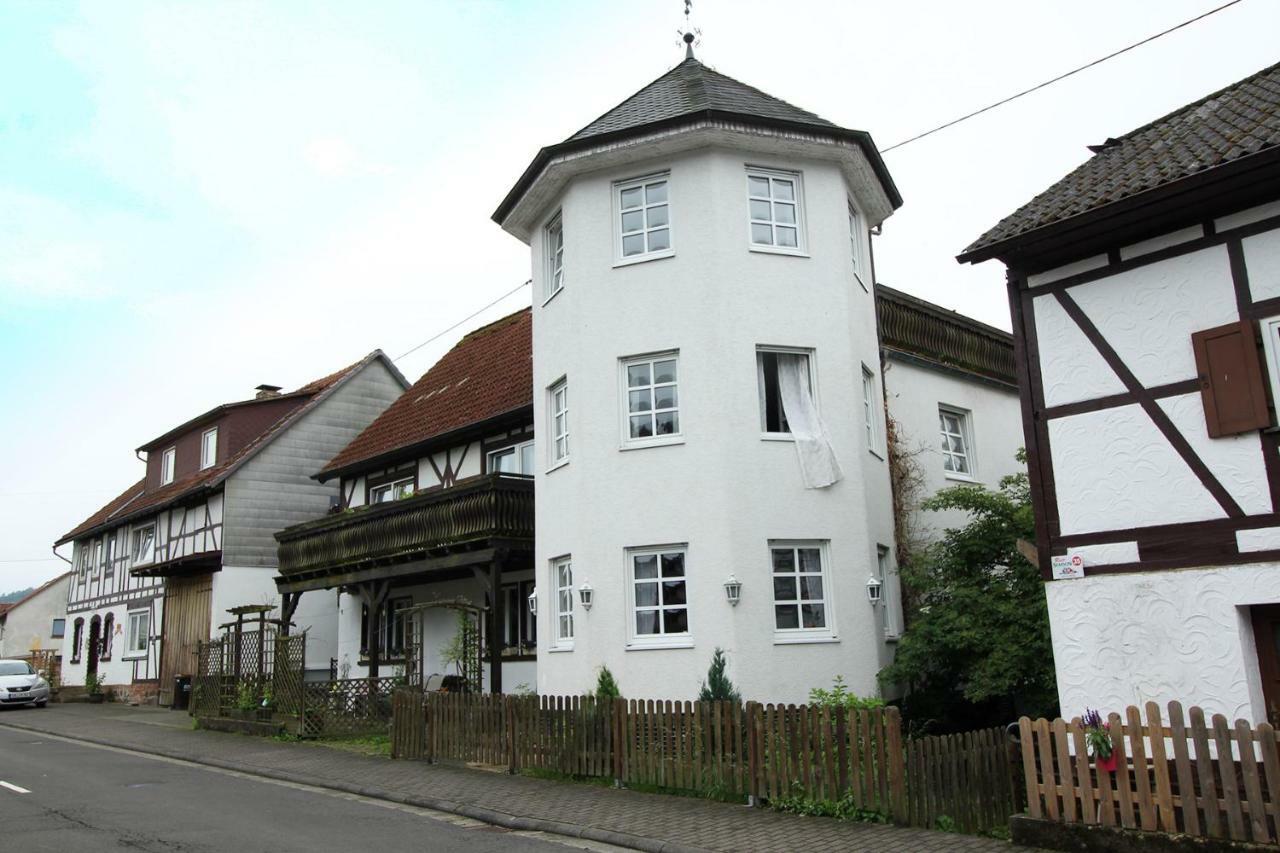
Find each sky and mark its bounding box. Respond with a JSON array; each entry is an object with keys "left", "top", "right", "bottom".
[{"left": 2, "top": 0, "right": 1278, "bottom": 594}]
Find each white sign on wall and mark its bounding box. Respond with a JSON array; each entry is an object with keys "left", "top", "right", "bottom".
[{"left": 1051, "top": 554, "right": 1085, "bottom": 580}]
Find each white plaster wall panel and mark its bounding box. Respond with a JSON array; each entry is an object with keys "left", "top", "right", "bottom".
[
  {"left": 1069, "top": 245, "right": 1237, "bottom": 388},
  {"left": 1065, "top": 541, "right": 1139, "bottom": 566},
  {"left": 1217, "top": 200, "right": 1280, "bottom": 233},
  {"left": 1027, "top": 255, "right": 1109, "bottom": 287},
  {"left": 1242, "top": 227, "right": 1280, "bottom": 302},
  {"left": 1032, "top": 295, "right": 1126, "bottom": 407},
  {"left": 1049, "top": 404, "right": 1226, "bottom": 535},
  {"left": 881, "top": 358, "right": 1024, "bottom": 539},
  {"left": 1157, "top": 393, "right": 1271, "bottom": 516},
  {"left": 531, "top": 148, "right": 891, "bottom": 702},
  {"left": 1238, "top": 527, "right": 1280, "bottom": 553},
  {"left": 1046, "top": 563, "right": 1280, "bottom": 724},
  {"left": 0, "top": 574, "right": 70, "bottom": 657},
  {"left": 1119, "top": 225, "right": 1204, "bottom": 261}
]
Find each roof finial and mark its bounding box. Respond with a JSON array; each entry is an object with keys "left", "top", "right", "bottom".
[{"left": 680, "top": 0, "right": 700, "bottom": 60}]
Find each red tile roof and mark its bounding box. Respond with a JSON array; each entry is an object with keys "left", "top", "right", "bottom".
[
  {"left": 320, "top": 309, "right": 532, "bottom": 478},
  {"left": 57, "top": 354, "right": 386, "bottom": 545}
]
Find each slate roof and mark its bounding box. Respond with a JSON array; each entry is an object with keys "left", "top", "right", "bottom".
[
  {"left": 57, "top": 353, "right": 388, "bottom": 545},
  {"left": 962, "top": 61, "right": 1280, "bottom": 259},
  {"left": 568, "top": 57, "right": 837, "bottom": 142},
  {"left": 319, "top": 309, "right": 533, "bottom": 479}
]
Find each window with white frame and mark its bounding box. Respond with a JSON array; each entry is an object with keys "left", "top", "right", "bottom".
[
  {"left": 201, "top": 427, "right": 218, "bottom": 469},
  {"left": 1260, "top": 316, "right": 1280, "bottom": 416},
  {"left": 862, "top": 366, "right": 880, "bottom": 455},
  {"left": 848, "top": 201, "right": 868, "bottom": 291},
  {"left": 616, "top": 174, "right": 671, "bottom": 260},
  {"left": 502, "top": 580, "right": 536, "bottom": 650},
  {"left": 549, "top": 379, "right": 569, "bottom": 464},
  {"left": 488, "top": 440, "right": 535, "bottom": 475},
  {"left": 77, "top": 544, "right": 90, "bottom": 580},
  {"left": 103, "top": 533, "right": 116, "bottom": 578},
  {"left": 125, "top": 610, "right": 150, "bottom": 658},
  {"left": 132, "top": 525, "right": 156, "bottom": 565},
  {"left": 939, "top": 405, "right": 974, "bottom": 478},
  {"left": 622, "top": 353, "right": 680, "bottom": 444},
  {"left": 552, "top": 556, "right": 574, "bottom": 646},
  {"left": 545, "top": 213, "right": 565, "bottom": 300},
  {"left": 161, "top": 447, "right": 176, "bottom": 485},
  {"left": 877, "top": 545, "right": 899, "bottom": 639},
  {"left": 747, "top": 169, "right": 803, "bottom": 250},
  {"left": 628, "top": 546, "right": 689, "bottom": 644},
  {"left": 370, "top": 476, "right": 415, "bottom": 504},
  {"left": 757, "top": 348, "right": 813, "bottom": 435},
  {"left": 771, "top": 541, "right": 833, "bottom": 639}
]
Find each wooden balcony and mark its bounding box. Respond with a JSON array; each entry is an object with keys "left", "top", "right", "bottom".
[{"left": 274, "top": 473, "right": 534, "bottom": 592}]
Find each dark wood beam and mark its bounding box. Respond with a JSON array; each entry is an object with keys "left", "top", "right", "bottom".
[{"left": 275, "top": 548, "right": 498, "bottom": 594}]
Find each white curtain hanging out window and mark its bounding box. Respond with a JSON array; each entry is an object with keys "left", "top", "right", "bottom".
[{"left": 776, "top": 353, "right": 843, "bottom": 489}]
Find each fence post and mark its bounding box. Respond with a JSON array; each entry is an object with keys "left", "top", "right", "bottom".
[
  {"left": 886, "top": 706, "right": 906, "bottom": 822},
  {"left": 746, "top": 701, "right": 762, "bottom": 806},
  {"left": 506, "top": 694, "right": 518, "bottom": 774}
]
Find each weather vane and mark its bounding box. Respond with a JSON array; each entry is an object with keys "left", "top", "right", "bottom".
[{"left": 677, "top": 0, "right": 701, "bottom": 59}]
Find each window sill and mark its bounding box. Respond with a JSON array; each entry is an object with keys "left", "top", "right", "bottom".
[
  {"left": 884, "top": 633, "right": 901, "bottom": 644},
  {"left": 760, "top": 433, "right": 795, "bottom": 442},
  {"left": 546, "top": 644, "right": 574, "bottom": 654},
  {"left": 620, "top": 436, "right": 685, "bottom": 452},
  {"left": 121, "top": 652, "right": 147, "bottom": 661},
  {"left": 944, "top": 472, "right": 978, "bottom": 484},
  {"left": 625, "top": 638, "right": 694, "bottom": 651},
  {"left": 545, "top": 458, "right": 570, "bottom": 475},
  {"left": 541, "top": 287, "right": 564, "bottom": 308},
  {"left": 749, "top": 245, "right": 810, "bottom": 259},
  {"left": 613, "top": 249, "right": 675, "bottom": 269},
  {"left": 773, "top": 634, "right": 839, "bottom": 646}
]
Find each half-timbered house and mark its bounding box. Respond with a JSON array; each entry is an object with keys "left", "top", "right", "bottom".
[
  {"left": 959, "top": 62, "right": 1280, "bottom": 724},
  {"left": 55, "top": 351, "right": 408, "bottom": 704},
  {"left": 273, "top": 310, "right": 535, "bottom": 694}
]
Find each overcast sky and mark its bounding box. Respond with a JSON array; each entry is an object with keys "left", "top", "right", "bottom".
[{"left": 2, "top": 0, "right": 1278, "bottom": 593}]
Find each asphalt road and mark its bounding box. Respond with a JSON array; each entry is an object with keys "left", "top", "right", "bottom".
[{"left": 0, "top": 722, "right": 618, "bottom": 853}]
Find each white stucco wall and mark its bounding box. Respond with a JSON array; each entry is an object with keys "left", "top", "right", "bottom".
[
  {"left": 0, "top": 574, "right": 70, "bottom": 658},
  {"left": 1047, "top": 563, "right": 1280, "bottom": 723},
  {"left": 529, "top": 145, "right": 894, "bottom": 703}
]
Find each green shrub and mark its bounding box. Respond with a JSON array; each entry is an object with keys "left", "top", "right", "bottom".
[
  {"left": 698, "top": 647, "right": 740, "bottom": 703},
  {"left": 770, "top": 783, "right": 888, "bottom": 823},
  {"left": 594, "top": 665, "right": 621, "bottom": 700},
  {"left": 808, "top": 675, "right": 884, "bottom": 712}
]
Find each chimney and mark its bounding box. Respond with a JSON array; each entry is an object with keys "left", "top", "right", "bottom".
[{"left": 255, "top": 384, "right": 283, "bottom": 400}]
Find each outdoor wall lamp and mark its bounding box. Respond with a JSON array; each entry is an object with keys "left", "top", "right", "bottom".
[
  {"left": 723, "top": 574, "right": 742, "bottom": 606},
  {"left": 528, "top": 586, "right": 538, "bottom": 616},
  {"left": 578, "top": 581, "right": 594, "bottom": 611},
  {"left": 866, "top": 575, "right": 883, "bottom": 604}
]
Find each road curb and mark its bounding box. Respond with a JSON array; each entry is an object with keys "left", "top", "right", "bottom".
[{"left": 0, "top": 719, "right": 708, "bottom": 853}]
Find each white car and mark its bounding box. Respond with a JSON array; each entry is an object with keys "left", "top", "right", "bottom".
[{"left": 0, "top": 660, "right": 51, "bottom": 708}]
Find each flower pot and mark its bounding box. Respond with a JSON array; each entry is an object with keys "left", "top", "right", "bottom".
[{"left": 1095, "top": 753, "right": 1117, "bottom": 773}]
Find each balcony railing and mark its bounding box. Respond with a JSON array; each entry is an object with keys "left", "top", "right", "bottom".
[{"left": 276, "top": 472, "right": 534, "bottom": 579}]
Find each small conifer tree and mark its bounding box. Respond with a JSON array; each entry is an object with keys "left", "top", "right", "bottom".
[
  {"left": 594, "top": 665, "right": 621, "bottom": 700},
  {"left": 698, "top": 647, "right": 741, "bottom": 703}
]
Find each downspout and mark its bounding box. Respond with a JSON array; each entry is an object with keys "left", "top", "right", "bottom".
[{"left": 51, "top": 544, "right": 71, "bottom": 565}]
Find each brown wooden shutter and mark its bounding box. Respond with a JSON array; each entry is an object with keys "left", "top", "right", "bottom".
[{"left": 1191, "top": 320, "right": 1271, "bottom": 437}]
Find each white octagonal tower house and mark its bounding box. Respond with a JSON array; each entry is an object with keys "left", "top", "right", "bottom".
[{"left": 494, "top": 43, "right": 903, "bottom": 703}]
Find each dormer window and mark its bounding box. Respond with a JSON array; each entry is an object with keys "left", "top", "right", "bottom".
[
  {"left": 370, "top": 476, "right": 415, "bottom": 504},
  {"left": 545, "top": 214, "right": 564, "bottom": 302},
  {"left": 747, "top": 168, "right": 804, "bottom": 253},
  {"left": 161, "top": 447, "right": 176, "bottom": 485},
  {"left": 615, "top": 174, "right": 671, "bottom": 263},
  {"left": 200, "top": 427, "right": 218, "bottom": 470}
]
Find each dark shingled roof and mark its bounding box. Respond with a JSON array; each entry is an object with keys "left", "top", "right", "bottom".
[
  {"left": 963, "top": 61, "right": 1280, "bottom": 259},
  {"left": 57, "top": 354, "right": 384, "bottom": 545},
  {"left": 319, "top": 309, "right": 532, "bottom": 479},
  {"left": 568, "top": 57, "right": 836, "bottom": 142}
]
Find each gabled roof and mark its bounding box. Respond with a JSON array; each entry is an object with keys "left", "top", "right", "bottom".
[
  {"left": 875, "top": 284, "right": 1016, "bottom": 386},
  {"left": 57, "top": 352, "right": 396, "bottom": 545},
  {"left": 0, "top": 572, "right": 72, "bottom": 618},
  {"left": 961, "top": 61, "right": 1280, "bottom": 263},
  {"left": 494, "top": 56, "right": 901, "bottom": 228},
  {"left": 319, "top": 309, "right": 532, "bottom": 480}
]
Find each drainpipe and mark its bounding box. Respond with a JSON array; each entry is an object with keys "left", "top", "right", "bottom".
[{"left": 51, "top": 544, "right": 71, "bottom": 565}]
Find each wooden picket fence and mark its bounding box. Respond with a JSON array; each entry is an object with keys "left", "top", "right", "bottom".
[
  {"left": 1019, "top": 701, "right": 1280, "bottom": 845},
  {"left": 391, "top": 689, "right": 1019, "bottom": 832}
]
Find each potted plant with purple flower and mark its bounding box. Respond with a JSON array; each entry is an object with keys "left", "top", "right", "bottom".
[{"left": 1084, "top": 708, "right": 1116, "bottom": 773}]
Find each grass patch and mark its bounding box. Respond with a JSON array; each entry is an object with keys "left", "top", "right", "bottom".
[
  {"left": 309, "top": 733, "right": 392, "bottom": 757},
  {"left": 518, "top": 768, "right": 745, "bottom": 803}
]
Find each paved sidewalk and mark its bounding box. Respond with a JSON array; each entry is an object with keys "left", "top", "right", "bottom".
[{"left": 0, "top": 704, "right": 1021, "bottom": 853}]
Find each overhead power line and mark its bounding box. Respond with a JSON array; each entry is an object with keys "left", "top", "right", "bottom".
[
  {"left": 0, "top": 557, "right": 61, "bottom": 564},
  {"left": 395, "top": 279, "right": 531, "bottom": 363},
  {"left": 881, "top": 0, "right": 1246, "bottom": 153}
]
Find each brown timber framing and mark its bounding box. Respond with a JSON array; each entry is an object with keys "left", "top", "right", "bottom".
[{"left": 1003, "top": 201, "right": 1280, "bottom": 579}]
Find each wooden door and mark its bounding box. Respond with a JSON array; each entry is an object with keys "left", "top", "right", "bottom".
[
  {"left": 158, "top": 573, "right": 212, "bottom": 706},
  {"left": 1251, "top": 604, "right": 1280, "bottom": 726}
]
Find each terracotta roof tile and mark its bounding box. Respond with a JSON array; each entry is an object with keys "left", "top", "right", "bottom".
[
  {"left": 321, "top": 309, "right": 532, "bottom": 477},
  {"left": 964, "top": 61, "right": 1280, "bottom": 256},
  {"left": 57, "top": 356, "right": 375, "bottom": 545}
]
